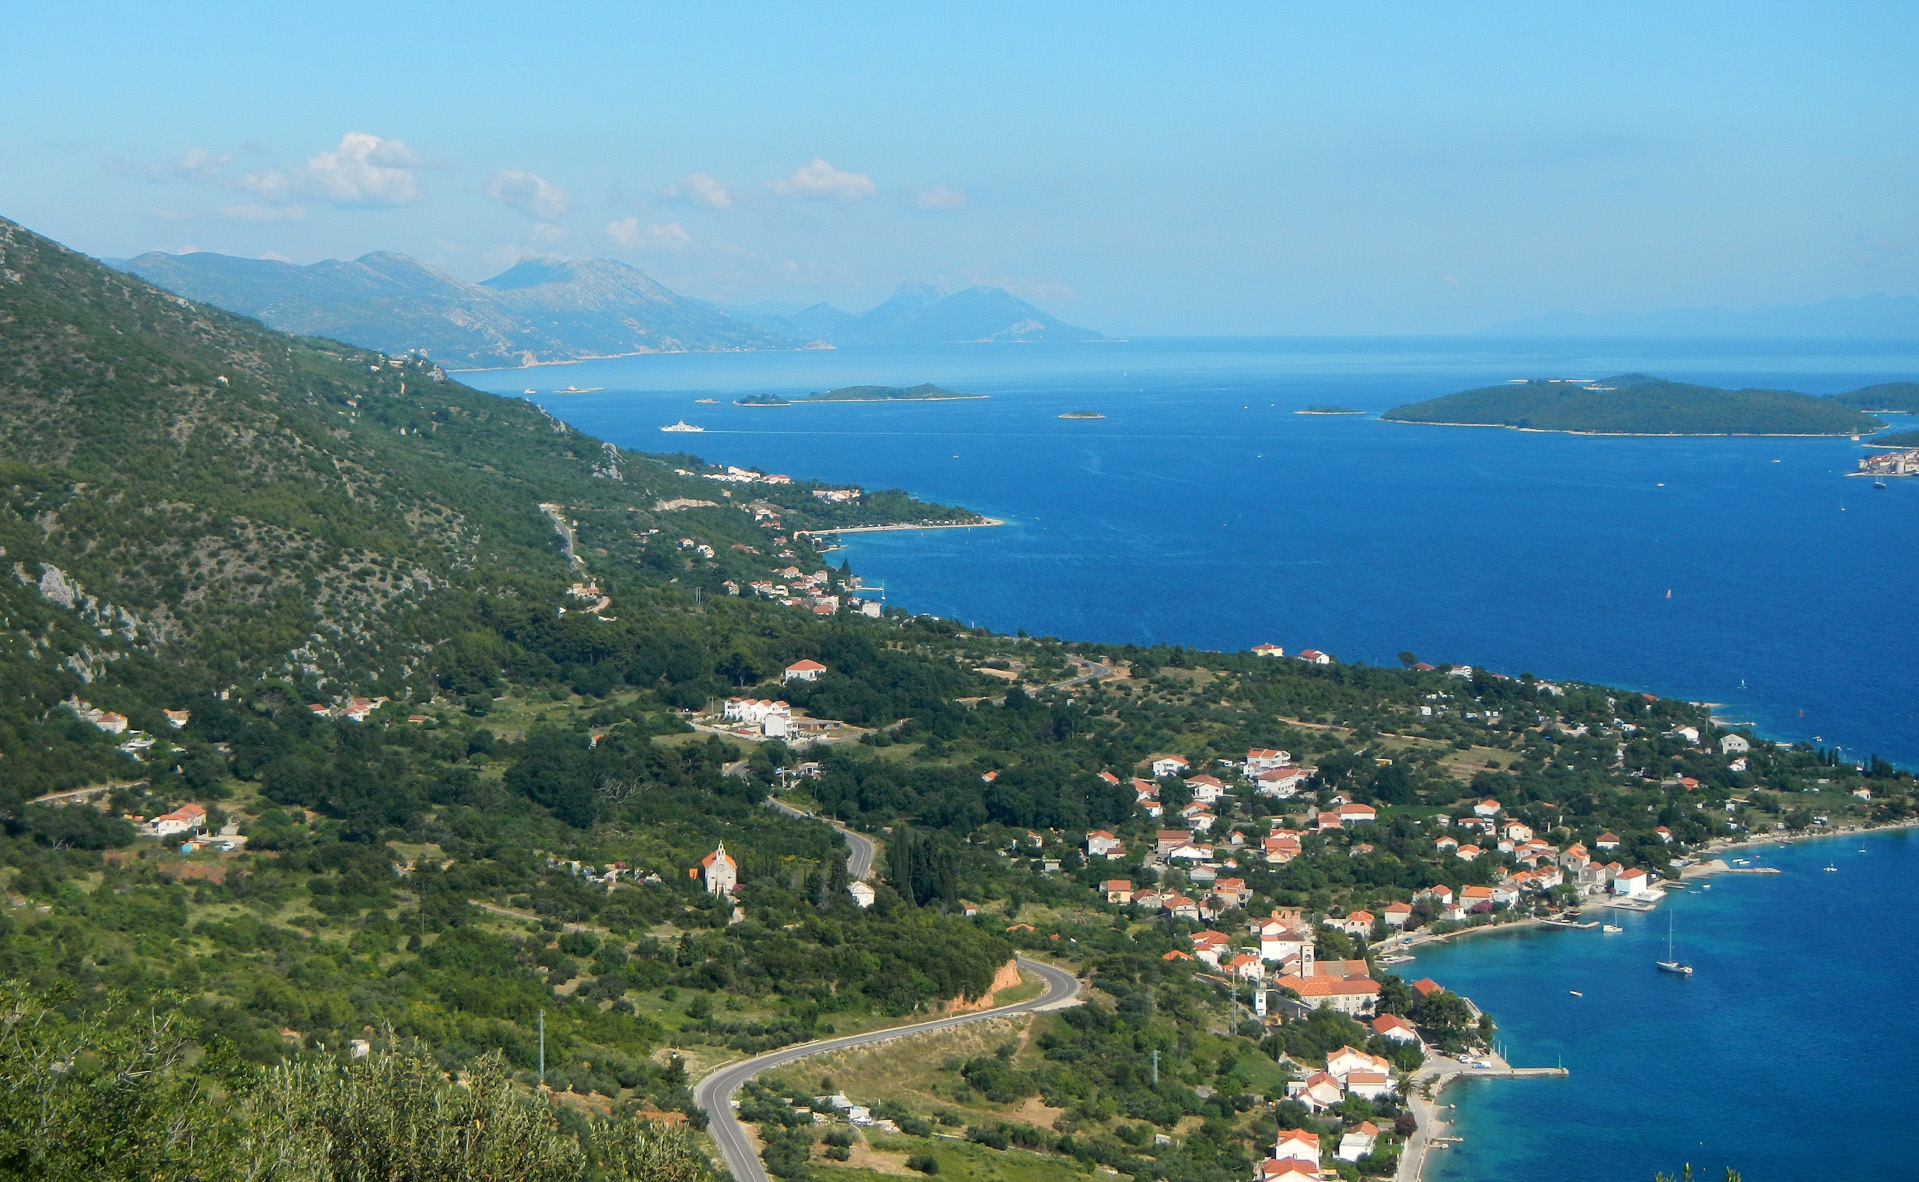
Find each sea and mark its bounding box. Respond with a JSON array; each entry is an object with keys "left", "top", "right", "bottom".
[{"left": 464, "top": 337, "right": 1919, "bottom": 1178}]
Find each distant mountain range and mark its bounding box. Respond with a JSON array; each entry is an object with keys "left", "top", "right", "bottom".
[
  {"left": 1489, "top": 294, "right": 1919, "bottom": 338},
  {"left": 729, "top": 281, "right": 1105, "bottom": 345},
  {"left": 111, "top": 251, "right": 791, "bottom": 368},
  {"left": 109, "top": 251, "right": 1105, "bottom": 368}
]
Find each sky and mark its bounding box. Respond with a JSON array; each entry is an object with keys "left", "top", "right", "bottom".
[{"left": 2, "top": 1, "right": 1915, "bottom": 335}]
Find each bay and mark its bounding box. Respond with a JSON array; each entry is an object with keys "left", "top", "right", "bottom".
[{"left": 464, "top": 336, "right": 1919, "bottom": 768}]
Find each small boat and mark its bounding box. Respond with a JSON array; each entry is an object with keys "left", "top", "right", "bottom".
[
  {"left": 660, "top": 421, "right": 705, "bottom": 433},
  {"left": 1568, "top": 990, "right": 1583, "bottom": 997},
  {"left": 1656, "top": 913, "right": 1693, "bottom": 976},
  {"left": 1824, "top": 862, "right": 1837, "bottom": 873},
  {"left": 522, "top": 388, "right": 536, "bottom": 394},
  {"left": 1602, "top": 924, "right": 1623, "bottom": 934},
  {"left": 1873, "top": 480, "right": 1888, "bottom": 489}
]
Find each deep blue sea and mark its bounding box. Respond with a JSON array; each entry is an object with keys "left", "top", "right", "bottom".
[{"left": 463, "top": 337, "right": 1919, "bottom": 1178}]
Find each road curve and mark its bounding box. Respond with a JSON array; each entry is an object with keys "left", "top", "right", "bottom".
[
  {"left": 765, "top": 797, "right": 876, "bottom": 881},
  {"left": 694, "top": 957, "right": 1081, "bottom": 1182}
]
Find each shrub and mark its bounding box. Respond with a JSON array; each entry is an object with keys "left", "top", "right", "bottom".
[{"left": 906, "top": 1154, "right": 940, "bottom": 1174}]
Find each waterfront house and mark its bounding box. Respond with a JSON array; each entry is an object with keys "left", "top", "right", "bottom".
[
  {"left": 1326, "top": 1046, "right": 1392, "bottom": 1081},
  {"left": 1460, "top": 885, "right": 1495, "bottom": 911},
  {"left": 1297, "top": 649, "right": 1334, "bottom": 665},
  {"left": 1611, "top": 867, "right": 1651, "bottom": 897},
  {"left": 1371, "top": 1013, "right": 1419, "bottom": 1043},
  {"left": 1411, "top": 978, "right": 1444, "bottom": 998},
  {"left": 1103, "top": 880, "right": 1134, "bottom": 904},
  {"left": 1149, "top": 754, "right": 1190, "bottom": 777},
  {"left": 1381, "top": 901, "right": 1413, "bottom": 928},
  {"left": 1489, "top": 884, "right": 1520, "bottom": 907},
  {"left": 1336, "top": 1121, "right": 1380, "bottom": 1163},
  {"left": 1272, "top": 1129, "right": 1321, "bottom": 1165},
  {"left": 1530, "top": 865, "right": 1565, "bottom": 890},
  {"left": 1419, "top": 885, "right": 1455, "bottom": 907}
]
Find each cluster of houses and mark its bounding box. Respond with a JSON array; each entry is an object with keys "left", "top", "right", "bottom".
[
  {"left": 1250, "top": 644, "right": 1335, "bottom": 666},
  {"left": 307, "top": 696, "right": 389, "bottom": 723},
  {"left": 740, "top": 569, "right": 883, "bottom": 618},
  {"left": 1259, "top": 1118, "right": 1383, "bottom": 1181},
  {"left": 1857, "top": 448, "right": 1919, "bottom": 477},
  {"left": 676, "top": 464, "right": 794, "bottom": 487},
  {"left": 65, "top": 697, "right": 195, "bottom": 761}
]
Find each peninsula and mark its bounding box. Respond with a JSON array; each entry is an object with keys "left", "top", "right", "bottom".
[
  {"left": 1297, "top": 405, "right": 1364, "bottom": 415},
  {"left": 1382, "top": 373, "right": 1888, "bottom": 436}
]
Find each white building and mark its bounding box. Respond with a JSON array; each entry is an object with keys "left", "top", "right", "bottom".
[
  {"left": 699, "top": 843, "right": 737, "bottom": 895},
  {"left": 847, "top": 881, "right": 875, "bottom": 908},
  {"left": 783, "top": 659, "right": 827, "bottom": 683}
]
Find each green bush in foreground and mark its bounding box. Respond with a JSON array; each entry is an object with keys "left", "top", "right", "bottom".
[{"left": 0, "top": 984, "right": 713, "bottom": 1182}]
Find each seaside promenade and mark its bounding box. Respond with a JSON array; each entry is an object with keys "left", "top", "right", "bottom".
[{"left": 1395, "top": 1051, "right": 1569, "bottom": 1182}]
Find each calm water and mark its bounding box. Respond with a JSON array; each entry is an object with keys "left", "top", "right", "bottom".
[
  {"left": 466, "top": 338, "right": 1919, "bottom": 1179},
  {"left": 466, "top": 337, "right": 1919, "bottom": 768},
  {"left": 1412, "top": 829, "right": 1919, "bottom": 1182}
]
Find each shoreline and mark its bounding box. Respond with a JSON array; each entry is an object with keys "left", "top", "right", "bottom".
[
  {"left": 1380, "top": 418, "right": 1865, "bottom": 437},
  {"left": 798, "top": 517, "right": 1005, "bottom": 537}
]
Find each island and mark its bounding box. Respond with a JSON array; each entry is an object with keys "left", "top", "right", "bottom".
[
  {"left": 1831, "top": 381, "right": 1919, "bottom": 413},
  {"left": 1867, "top": 429, "right": 1919, "bottom": 448},
  {"left": 1382, "top": 373, "right": 1887, "bottom": 435},
  {"left": 1059, "top": 409, "right": 1105, "bottom": 419},
  {"left": 734, "top": 392, "right": 790, "bottom": 406},
  {"left": 1297, "top": 405, "right": 1364, "bottom": 415},
  {"left": 807, "top": 382, "right": 986, "bottom": 402}
]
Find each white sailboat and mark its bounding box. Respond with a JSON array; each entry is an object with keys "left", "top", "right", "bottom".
[{"left": 1655, "top": 912, "right": 1692, "bottom": 976}]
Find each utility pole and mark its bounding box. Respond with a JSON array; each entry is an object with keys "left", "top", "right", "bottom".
[{"left": 538, "top": 1009, "right": 546, "bottom": 1088}]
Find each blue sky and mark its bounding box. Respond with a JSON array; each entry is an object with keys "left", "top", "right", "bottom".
[{"left": 2, "top": 1, "right": 1914, "bottom": 334}]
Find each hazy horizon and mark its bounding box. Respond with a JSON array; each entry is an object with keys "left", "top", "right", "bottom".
[{"left": 4, "top": 2, "right": 1915, "bottom": 336}]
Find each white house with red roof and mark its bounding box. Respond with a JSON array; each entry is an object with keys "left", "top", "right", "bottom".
[
  {"left": 1455, "top": 844, "right": 1483, "bottom": 862},
  {"left": 1296, "top": 649, "right": 1333, "bottom": 665},
  {"left": 1473, "top": 799, "right": 1502, "bottom": 817},
  {"left": 1149, "top": 754, "right": 1190, "bottom": 778},
  {"left": 1336, "top": 1121, "right": 1380, "bottom": 1163},
  {"left": 783, "top": 659, "right": 827, "bottom": 682},
  {"left": 1286, "top": 1070, "right": 1346, "bottom": 1111},
  {"left": 1226, "top": 952, "right": 1265, "bottom": 983},
  {"left": 1277, "top": 973, "right": 1379, "bottom": 1016},
  {"left": 1103, "top": 880, "right": 1135, "bottom": 905},
  {"left": 1595, "top": 832, "right": 1621, "bottom": 850},
  {"left": 1255, "top": 767, "right": 1311, "bottom": 798},
  {"left": 1085, "top": 830, "right": 1124, "bottom": 858},
  {"left": 1185, "top": 774, "right": 1228, "bottom": 804},
  {"left": 147, "top": 803, "right": 207, "bottom": 839},
  {"left": 1263, "top": 832, "right": 1303, "bottom": 864},
  {"left": 1328, "top": 910, "right": 1375, "bottom": 937},
  {"left": 1252, "top": 643, "right": 1287, "bottom": 658},
  {"left": 1256, "top": 1158, "right": 1319, "bottom": 1182},
  {"left": 1334, "top": 802, "right": 1377, "bottom": 824},
  {"left": 1371, "top": 1013, "right": 1419, "bottom": 1043},
  {"left": 1380, "top": 901, "right": 1413, "bottom": 928},
  {"left": 1189, "top": 930, "right": 1233, "bottom": 965},
  {"left": 1272, "top": 1129, "right": 1321, "bottom": 1166},
  {"left": 1611, "top": 867, "right": 1651, "bottom": 897},
  {"left": 1245, "top": 747, "right": 1291, "bottom": 771}
]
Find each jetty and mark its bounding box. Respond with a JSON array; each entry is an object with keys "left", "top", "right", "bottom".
[{"left": 1397, "top": 1050, "right": 1568, "bottom": 1182}]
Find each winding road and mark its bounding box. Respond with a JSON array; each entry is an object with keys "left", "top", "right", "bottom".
[
  {"left": 765, "top": 797, "right": 877, "bottom": 881},
  {"left": 695, "top": 956, "right": 1082, "bottom": 1182}
]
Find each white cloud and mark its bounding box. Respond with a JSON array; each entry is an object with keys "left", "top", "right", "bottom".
[
  {"left": 606, "top": 218, "right": 691, "bottom": 250},
  {"left": 220, "top": 203, "right": 307, "bottom": 223},
  {"left": 664, "top": 172, "right": 734, "bottom": 209},
  {"left": 769, "top": 158, "right": 876, "bottom": 202},
  {"left": 484, "top": 168, "right": 572, "bottom": 219},
  {"left": 529, "top": 222, "right": 568, "bottom": 247},
  {"left": 914, "top": 186, "right": 967, "bottom": 211},
  {"left": 243, "top": 133, "right": 425, "bottom": 207},
  {"left": 171, "top": 147, "right": 232, "bottom": 182}
]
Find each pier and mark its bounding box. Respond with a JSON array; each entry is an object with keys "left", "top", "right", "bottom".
[{"left": 1396, "top": 1051, "right": 1569, "bottom": 1182}]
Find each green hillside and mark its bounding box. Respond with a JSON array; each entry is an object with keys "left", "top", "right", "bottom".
[
  {"left": 1382, "top": 373, "right": 1885, "bottom": 435},
  {"left": 1831, "top": 381, "right": 1919, "bottom": 412},
  {"left": 1, "top": 216, "right": 1908, "bottom": 1181}
]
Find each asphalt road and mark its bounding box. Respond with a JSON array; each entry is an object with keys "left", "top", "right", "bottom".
[
  {"left": 765, "top": 798, "right": 876, "bottom": 881},
  {"left": 694, "top": 956, "right": 1081, "bottom": 1182}
]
